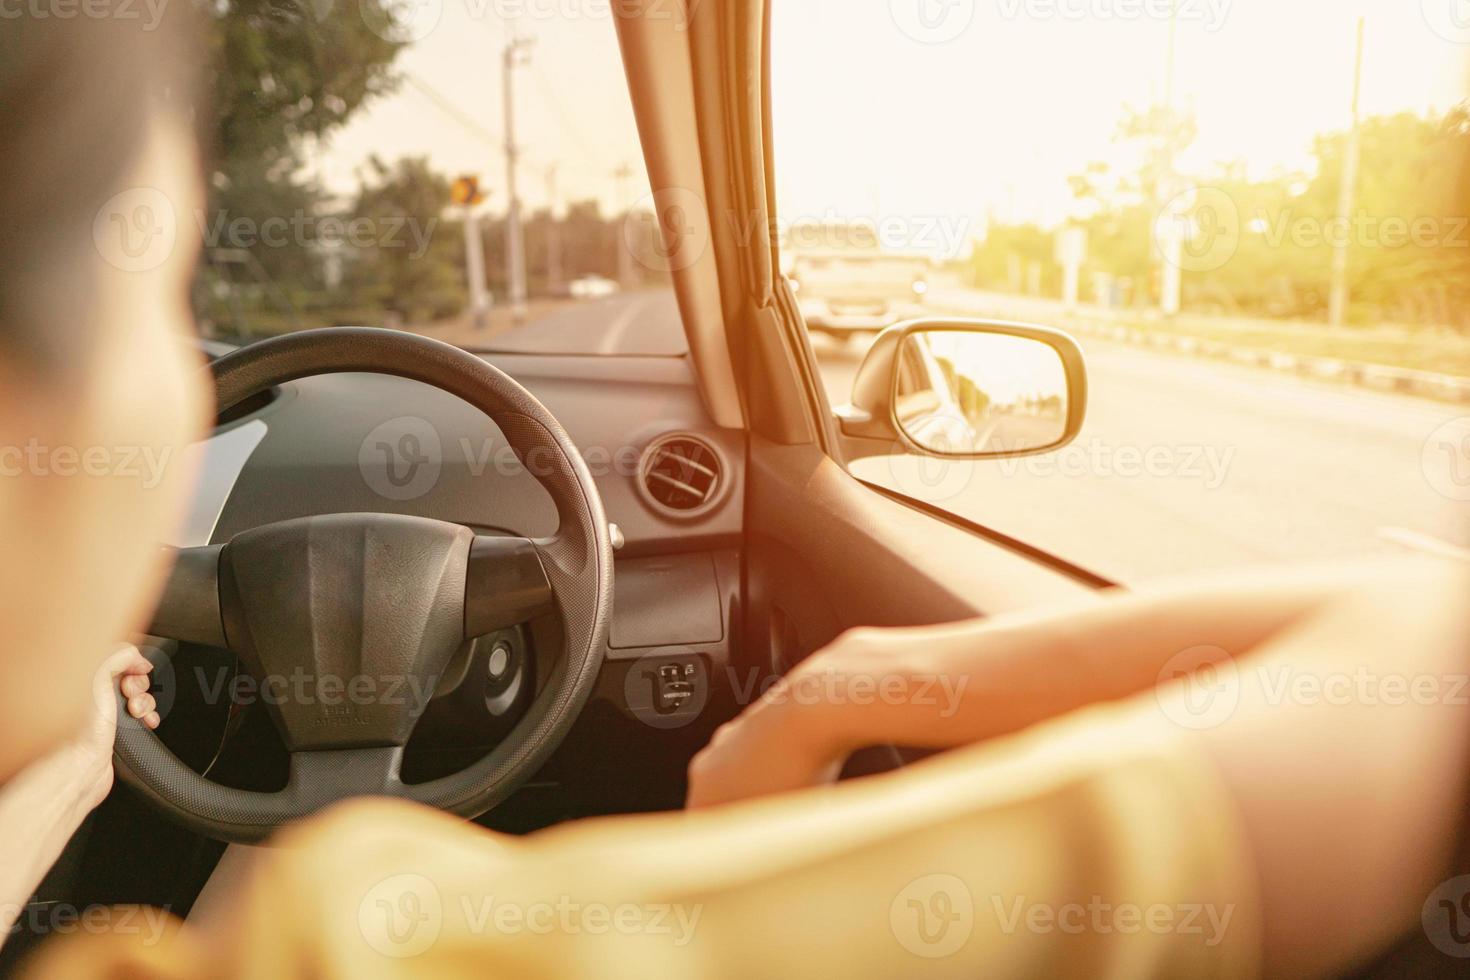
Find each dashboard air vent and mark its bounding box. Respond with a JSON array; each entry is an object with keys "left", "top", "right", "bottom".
[{"left": 638, "top": 434, "right": 724, "bottom": 517}]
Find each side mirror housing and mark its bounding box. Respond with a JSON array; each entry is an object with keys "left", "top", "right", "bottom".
[{"left": 836, "top": 318, "right": 1088, "bottom": 460}]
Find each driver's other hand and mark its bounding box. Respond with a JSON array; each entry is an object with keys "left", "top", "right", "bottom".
[
  {"left": 47, "top": 644, "right": 160, "bottom": 813},
  {"left": 110, "top": 644, "right": 161, "bottom": 733},
  {"left": 686, "top": 647, "right": 855, "bottom": 810},
  {"left": 83, "top": 644, "right": 160, "bottom": 752}
]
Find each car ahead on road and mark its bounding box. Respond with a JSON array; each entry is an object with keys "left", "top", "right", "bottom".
[
  {"left": 568, "top": 274, "right": 621, "bottom": 299},
  {"left": 789, "top": 250, "right": 930, "bottom": 337}
]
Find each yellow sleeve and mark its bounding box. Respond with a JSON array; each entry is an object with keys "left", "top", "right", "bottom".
[{"left": 24, "top": 705, "right": 1260, "bottom": 980}]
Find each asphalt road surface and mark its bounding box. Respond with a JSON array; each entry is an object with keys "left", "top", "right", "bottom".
[{"left": 489, "top": 288, "right": 1470, "bottom": 584}]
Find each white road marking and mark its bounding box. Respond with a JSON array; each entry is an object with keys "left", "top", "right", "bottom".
[
  {"left": 1377, "top": 527, "right": 1470, "bottom": 563},
  {"left": 598, "top": 295, "right": 649, "bottom": 354}
]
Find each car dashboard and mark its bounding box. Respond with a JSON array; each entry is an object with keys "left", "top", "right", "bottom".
[{"left": 155, "top": 346, "right": 746, "bottom": 831}]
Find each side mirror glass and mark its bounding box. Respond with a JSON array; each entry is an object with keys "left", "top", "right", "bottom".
[
  {"left": 895, "top": 330, "right": 1070, "bottom": 455},
  {"left": 837, "top": 319, "right": 1088, "bottom": 460}
]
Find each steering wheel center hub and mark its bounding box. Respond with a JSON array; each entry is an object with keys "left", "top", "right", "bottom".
[{"left": 219, "top": 513, "right": 473, "bottom": 751}]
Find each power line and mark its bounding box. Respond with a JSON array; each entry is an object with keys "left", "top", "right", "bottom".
[
  {"left": 532, "top": 62, "right": 599, "bottom": 169},
  {"left": 405, "top": 73, "right": 503, "bottom": 149}
]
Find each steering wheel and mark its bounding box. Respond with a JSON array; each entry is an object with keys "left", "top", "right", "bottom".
[{"left": 115, "top": 328, "right": 614, "bottom": 843}]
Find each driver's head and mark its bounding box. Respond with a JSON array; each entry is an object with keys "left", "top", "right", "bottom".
[{"left": 0, "top": 10, "right": 212, "bottom": 779}]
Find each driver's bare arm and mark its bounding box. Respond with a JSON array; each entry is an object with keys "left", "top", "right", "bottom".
[
  {"left": 687, "top": 558, "right": 1470, "bottom": 976},
  {"left": 686, "top": 558, "right": 1448, "bottom": 809},
  {"left": 0, "top": 647, "right": 157, "bottom": 947}
]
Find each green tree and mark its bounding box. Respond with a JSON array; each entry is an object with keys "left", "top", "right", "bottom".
[
  {"left": 342, "top": 156, "right": 464, "bottom": 324},
  {"left": 194, "top": 0, "right": 407, "bottom": 333}
]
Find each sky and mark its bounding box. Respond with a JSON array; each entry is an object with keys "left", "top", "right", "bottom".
[{"left": 311, "top": 0, "right": 1469, "bottom": 238}]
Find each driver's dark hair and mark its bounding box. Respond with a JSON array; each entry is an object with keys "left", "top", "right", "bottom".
[{"left": 0, "top": 6, "right": 205, "bottom": 376}]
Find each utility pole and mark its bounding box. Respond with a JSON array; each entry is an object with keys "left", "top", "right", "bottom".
[
  {"left": 1328, "top": 16, "right": 1365, "bottom": 329},
  {"left": 464, "top": 207, "right": 490, "bottom": 328},
  {"left": 451, "top": 176, "right": 490, "bottom": 328},
  {"left": 1157, "top": 0, "right": 1183, "bottom": 316},
  {"left": 503, "top": 33, "right": 533, "bottom": 325},
  {"left": 544, "top": 164, "right": 563, "bottom": 295},
  {"left": 613, "top": 161, "right": 635, "bottom": 288}
]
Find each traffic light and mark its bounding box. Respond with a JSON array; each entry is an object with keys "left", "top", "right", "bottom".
[{"left": 450, "top": 175, "right": 485, "bottom": 206}]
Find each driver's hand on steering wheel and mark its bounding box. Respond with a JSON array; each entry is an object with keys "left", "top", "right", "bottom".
[{"left": 67, "top": 645, "right": 160, "bottom": 811}]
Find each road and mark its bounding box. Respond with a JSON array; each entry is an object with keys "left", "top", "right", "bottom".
[{"left": 488, "top": 288, "right": 1470, "bottom": 584}]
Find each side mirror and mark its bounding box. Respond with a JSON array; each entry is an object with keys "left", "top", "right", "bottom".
[{"left": 836, "top": 319, "right": 1088, "bottom": 459}]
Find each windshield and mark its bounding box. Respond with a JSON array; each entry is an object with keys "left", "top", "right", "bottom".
[
  {"left": 191, "top": 7, "right": 681, "bottom": 357},
  {"left": 774, "top": 1, "right": 1470, "bottom": 584}
]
